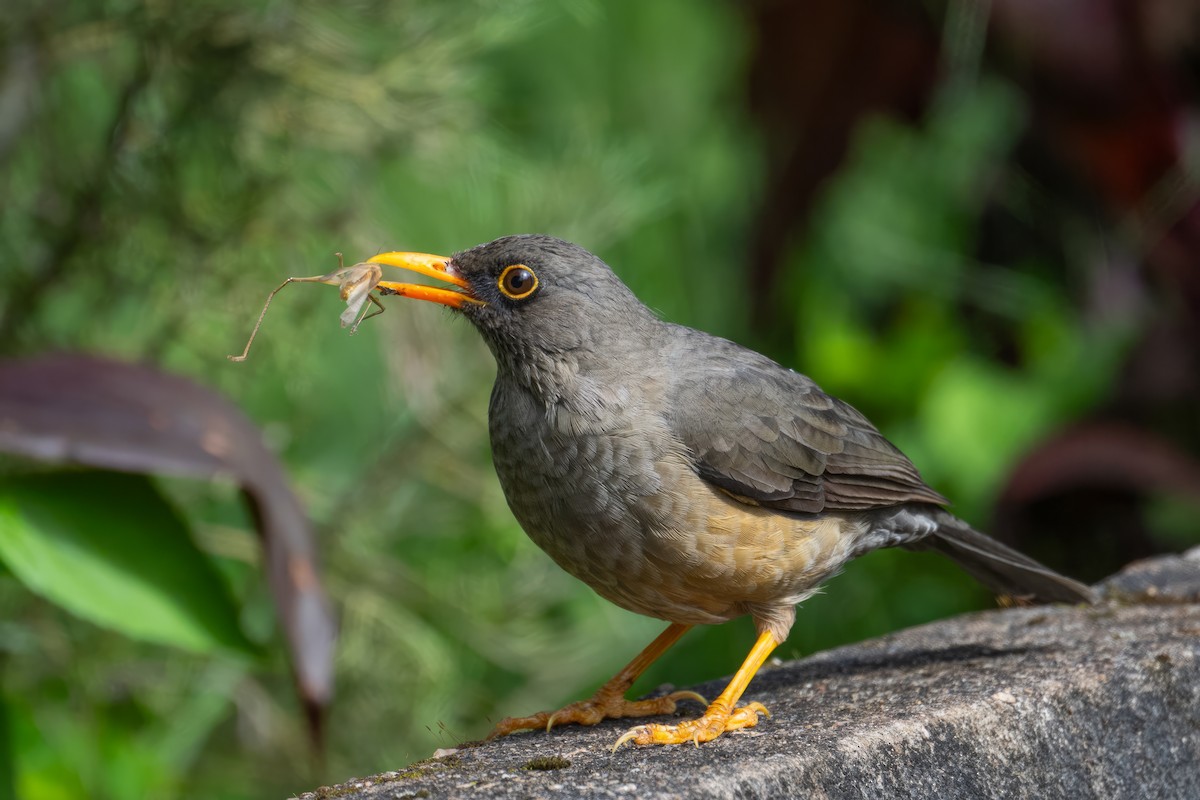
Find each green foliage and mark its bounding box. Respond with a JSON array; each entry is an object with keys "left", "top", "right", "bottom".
[
  {"left": 0, "top": 471, "right": 255, "bottom": 656},
  {"left": 5, "top": 658, "right": 248, "bottom": 800},
  {"left": 788, "top": 81, "right": 1132, "bottom": 520},
  {"left": 0, "top": 698, "right": 12, "bottom": 800}
]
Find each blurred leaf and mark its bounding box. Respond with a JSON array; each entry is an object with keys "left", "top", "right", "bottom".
[
  {"left": 0, "top": 471, "right": 254, "bottom": 655},
  {"left": 0, "top": 354, "right": 334, "bottom": 718},
  {"left": 1001, "top": 422, "right": 1200, "bottom": 510},
  {"left": 0, "top": 693, "right": 12, "bottom": 800}
]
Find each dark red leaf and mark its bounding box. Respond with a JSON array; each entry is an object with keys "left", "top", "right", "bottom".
[{"left": 0, "top": 353, "right": 335, "bottom": 730}]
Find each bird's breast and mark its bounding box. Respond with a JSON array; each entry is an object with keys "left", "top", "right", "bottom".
[
  {"left": 488, "top": 379, "right": 672, "bottom": 577},
  {"left": 487, "top": 378, "right": 867, "bottom": 627}
]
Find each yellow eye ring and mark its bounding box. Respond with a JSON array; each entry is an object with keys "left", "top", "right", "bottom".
[{"left": 498, "top": 264, "right": 539, "bottom": 300}]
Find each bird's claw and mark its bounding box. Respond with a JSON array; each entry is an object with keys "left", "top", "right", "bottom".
[
  {"left": 489, "top": 689, "right": 709, "bottom": 739},
  {"left": 667, "top": 690, "right": 708, "bottom": 708},
  {"left": 611, "top": 701, "right": 771, "bottom": 751},
  {"left": 611, "top": 727, "right": 642, "bottom": 753}
]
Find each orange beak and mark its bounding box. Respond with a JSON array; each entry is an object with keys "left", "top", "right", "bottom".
[{"left": 367, "top": 252, "right": 483, "bottom": 309}]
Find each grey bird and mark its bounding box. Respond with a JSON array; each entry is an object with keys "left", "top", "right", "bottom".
[{"left": 364, "top": 234, "right": 1096, "bottom": 749}]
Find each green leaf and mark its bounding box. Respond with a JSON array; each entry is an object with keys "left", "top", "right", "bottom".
[
  {"left": 0, "top": 692, "right": 13, "bottom": 800},
  {"left": 0, "top": 471, "right": 256, "bottom": 657}
]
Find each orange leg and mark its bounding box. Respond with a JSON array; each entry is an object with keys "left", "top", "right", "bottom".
[
  {"left": 487, "top": 622, "right": 706, "bottom": 738},
  {"left": 613, "top": 629, "right": 778, "bottom": 750}
]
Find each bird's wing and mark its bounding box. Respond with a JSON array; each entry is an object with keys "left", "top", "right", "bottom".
[{"left": 665, "top": 332, "right": 947, "bottom": 513}]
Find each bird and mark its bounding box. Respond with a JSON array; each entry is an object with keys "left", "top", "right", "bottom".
[{"left": 364, "top": 234, "right": 1096, "bottom": 749}]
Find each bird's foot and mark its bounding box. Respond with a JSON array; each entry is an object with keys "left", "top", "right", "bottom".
[
  {"left": 611, "top": 700, "right": 770, "bottom": 750},
  {"left": 487, "top": 688, "right": 707, "bottom": 739}
]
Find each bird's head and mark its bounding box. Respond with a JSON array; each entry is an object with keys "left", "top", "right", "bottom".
[{"left": 369, "top": 235, "right": 657, "bottom": 390}]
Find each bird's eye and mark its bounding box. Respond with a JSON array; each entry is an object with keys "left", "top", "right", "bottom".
[{"left": 498, "top": 264, "right": 539, "bottom": 300}]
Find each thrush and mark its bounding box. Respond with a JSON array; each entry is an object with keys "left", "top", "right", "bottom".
[{"left": 365, "top": 234, "right": 1096, "bottom": 749}]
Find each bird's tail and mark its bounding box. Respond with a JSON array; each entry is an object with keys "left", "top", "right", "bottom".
[{"left": 906, "top": 509, "right": 1097, "bottom": 605}]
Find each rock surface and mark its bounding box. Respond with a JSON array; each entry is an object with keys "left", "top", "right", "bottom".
[{"left": 293, "top": 550, "right": 1200, "bottom": 800}]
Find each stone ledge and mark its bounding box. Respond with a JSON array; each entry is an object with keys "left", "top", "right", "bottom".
[{"left": 294, "top": 549, "right": 1200, "bottom": 800}]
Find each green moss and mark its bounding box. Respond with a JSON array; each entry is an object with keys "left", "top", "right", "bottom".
[
  {"left": 392, "top": 755, "right": 464, "bottom": 780},
  {"left": 523, "top": 755, "right": 572, "bottom": 771}
]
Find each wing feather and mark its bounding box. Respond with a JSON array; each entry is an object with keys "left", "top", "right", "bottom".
[{"left": 666, "top": 328, "right": 947, "bottom": 513}]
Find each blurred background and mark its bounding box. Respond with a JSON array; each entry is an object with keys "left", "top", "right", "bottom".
[{"left": 1, "top": 0, "right": 1199, "bottom": 797}]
